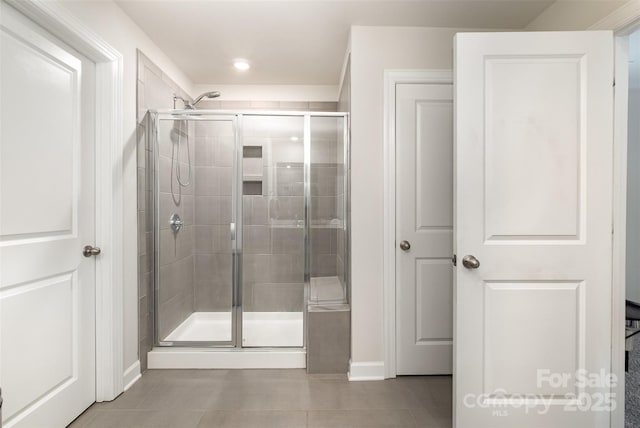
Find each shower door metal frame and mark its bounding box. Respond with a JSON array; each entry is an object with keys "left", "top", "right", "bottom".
[
  {"left": 151, "top": 110, "right": 349, "bottom": 350},
  {"left": 151, "top": 112, "right": 239, "bottom": 347}
]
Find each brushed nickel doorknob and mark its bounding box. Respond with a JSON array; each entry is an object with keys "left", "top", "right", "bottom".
[
  {"left": 83, "top": 245, "right": 101, "bottom": 257},
  {"left": 399, "top": 240, "right": 411, "bottom": 251},
  {"left": 462, "top": 255, "right": 480, "bottom": 269}
]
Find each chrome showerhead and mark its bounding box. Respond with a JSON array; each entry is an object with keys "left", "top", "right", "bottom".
[
  {"left": 173, "top": 91, "right": 221, "bottom": 110},
  {"left": 191, "top": 91, "right": 221, "bottom": 107}
]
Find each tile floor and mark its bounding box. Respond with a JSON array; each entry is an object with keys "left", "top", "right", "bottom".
[{"left": 68, "top": 369, "right": 452, "bottom": 427}]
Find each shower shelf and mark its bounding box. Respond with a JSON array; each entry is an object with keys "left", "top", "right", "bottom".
[
  {"left": 268, "top": 220, "right": 305, "bottom": 228},
  {"left": 242, "top": 175, "right": 262, "bottom": 182},
  {"left": 310, "top": 221, "right": 344, "bottom": 229},
  {"left": 264, "top": 221, "right": 344, "bottom": 229}
]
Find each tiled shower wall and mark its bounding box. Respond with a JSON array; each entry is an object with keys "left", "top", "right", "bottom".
[
  {"left": 243, "top": 117, "right": 307, "bottom": 313},
  {"left": 193, "top": 120, "right": 234, "bottom": 313},
  {"left": 137, "top": 51, "right": 340, "bottom": 371},
  {"left": 310, "top": 121, "right": 341, "bottom": 281},
  {"left": 336, "top": 120, "right": 346, "bottom": 287},
  {"left": 137, "top": 52, "right": 192, "bottom": 371},
  {"left": 156, "top": 120, "right": 196, "bottom": 341}
]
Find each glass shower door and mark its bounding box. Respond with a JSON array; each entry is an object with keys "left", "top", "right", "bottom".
[
  {"left": 240, "top": 115, "right": 306, "bottom": 347},
  {"left": 155, "top": 115, "right": 238, "bottom": 346}
]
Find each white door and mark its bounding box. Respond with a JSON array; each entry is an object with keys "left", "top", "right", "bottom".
[
  {"left": 0, "top": 3, "right": 96, "bottom": 427},
  {"left": 396, "top": 82, "right": 453, "bottom": 375},
  {"left": 455, "top": 31, "right": 614, "bottom": 427}
]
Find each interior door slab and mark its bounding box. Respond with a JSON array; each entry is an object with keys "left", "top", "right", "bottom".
[{"left": 455, "top": 31, "right": 614, "bottom": 428}]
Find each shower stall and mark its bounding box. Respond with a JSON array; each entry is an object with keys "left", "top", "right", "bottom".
[{"left": 147, "top": 110, "right": 349, "bottom": 367}]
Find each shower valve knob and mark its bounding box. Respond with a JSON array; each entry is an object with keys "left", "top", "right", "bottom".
[{"left": 169, "top": 213, "right": 184, "bottom": 233}]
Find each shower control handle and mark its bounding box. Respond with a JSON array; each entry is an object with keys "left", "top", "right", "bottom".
[
  {"left": 83, "top": 245, "right": 101, "bottom": 257},
  {"left": 169, "top": 213, "right": 184, "bottom": 233}
]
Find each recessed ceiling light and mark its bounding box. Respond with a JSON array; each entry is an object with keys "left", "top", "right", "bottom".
[
  {"left": 290, "top": 136, "right": 299, "bottom": 141},
  {"left": 233, "top": 59, "right": 250, "bottom": 71}
]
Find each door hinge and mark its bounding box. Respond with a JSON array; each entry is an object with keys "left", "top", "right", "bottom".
[{"left": 452, "top": 254, "right": 457, "bottom": 266}]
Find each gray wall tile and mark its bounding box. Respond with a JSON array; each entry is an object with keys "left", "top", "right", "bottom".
[
  {"left": 245, "top": 225, "right": 271, "bottom": 254},
  {"left": 271, "top": 228, "right": 304, "bottom": 254},
  {"left": 307, "top": 308, "right": 350, "bottom": 374},
  {"left": 246, "top": 282, "right": 304, "bottom": 313},
  {"left": 279, "top": 101, "right": 309, "bottom": 111},
  {"left": 309, "top": 101, "right": 338, "bottom": 112}
]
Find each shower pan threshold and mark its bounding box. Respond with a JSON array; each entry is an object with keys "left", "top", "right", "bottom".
[
  {"left": 147, "top": 346, "right": 306, "bottom": 369},
  {"left": 148, "top": 311, "right": 306, "bottom": 369}
]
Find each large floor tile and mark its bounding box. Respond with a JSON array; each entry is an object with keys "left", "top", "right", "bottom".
[
  {"left": 306, "top": 379, "right": 369, "bottom": 410},
  {"left": 208, "top": 379, "right": 312, "bottom": 410},
  {"left": 72, "top": 410, "right": 203, "bottom": 428},
  {"left": 67, "top": 408, "right": 99, "bottom": 428},
  {"left": 307, "top": 409, "right": 417, "bottom": 427},
  {"left": 68, "top": 370, "right": 453, "bottom": 428},
  {"left": 197, "top": 410, "right": 307, "bottom": 428},
  {"left": 135, "top": 382, "right": 221, "bottom": 410},
  {"left": 409, "top": 407, "right": 452, "bottom": 428}
]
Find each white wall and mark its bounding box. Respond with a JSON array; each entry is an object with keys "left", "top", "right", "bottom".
[
  {"left": 525, "top": 0, "right": 625, "bottom": 30},
  {"left": 58, "top": 0, "right": 195, "bottom": 379},
  {"left": 349, "top": 26, "right": 460, "bottom": 365}
]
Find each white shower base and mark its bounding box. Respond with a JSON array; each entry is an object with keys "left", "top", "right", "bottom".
[
  {"left": 164, "top": 312, "right": 232, "bottom": 342},
  {"left": 163, "top": 311, "right": 303, "bottom": 347},
  {"left": 149, "top": 311, "right": 305, "bottom": 369}
]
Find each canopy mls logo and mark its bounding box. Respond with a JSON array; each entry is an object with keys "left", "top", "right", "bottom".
[{"left": 462, "top": 369, "right": 617, "bottom": 416}]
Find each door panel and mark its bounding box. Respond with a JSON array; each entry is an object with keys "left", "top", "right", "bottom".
[
  {"left": 241, "top": 115, "right": 305, "bottom": 348},
  {"left": 484, "top": 57, "right": 583, "bottom": 241},
  {"left": 156, "top": 117, "right": 236, "bottom": 346},
  {"left": 455, "top": 31, "right": 613, "bottom": 428},
  {"left": 0, "top": 3, "right": 96, "bottom": 427},
  {"left": 396, "top": 83, "right": 453, "bottom": 375}
]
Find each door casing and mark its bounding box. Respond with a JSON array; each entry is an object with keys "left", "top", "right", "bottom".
[{"left": 589, "top": 9, "right": 640, "bottom": 427}]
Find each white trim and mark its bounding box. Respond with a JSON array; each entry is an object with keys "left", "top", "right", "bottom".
[
  {"left": 590, "top": 6, "right": 638, "bottom": 425},
  {"left": 382, "top": 70, "right": 453, "bottom": 379},
  {"left": 147, "top": 348, "right": 306, "bottom": 369},
  {"left": 590, "top": 0, "right": 640, "bottom": 33},
  {"left": 123, "top": 361, "right": 141, "bottom": 391},
  {"left": 347, "top": 360, "right": 385, "bottom": 381},
  {"left": 337, "top": 41, "right": 351, "bottom": 98},
  {"left": 5, "top": 0, "right": 125, "bottom": 402},
  {"left": 612, "top": 34, "right": 630, "bottom": 428}
]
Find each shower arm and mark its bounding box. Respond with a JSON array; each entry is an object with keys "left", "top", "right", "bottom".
[{"left": 173, "top": 94, "right": 193, "bottom": 110}]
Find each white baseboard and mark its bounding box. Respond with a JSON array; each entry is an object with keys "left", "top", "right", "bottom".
[
  {"left": 123, "top": 360, "right": 141, "bottom": 391},
  {"left": 147, "top": 348, "right": 306, "bottom": 369},
  {"left": 347, "top": 360, "right": 385, "bottom": 381}
]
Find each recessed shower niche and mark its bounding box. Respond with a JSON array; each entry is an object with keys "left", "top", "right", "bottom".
[{"left": 147, "top": 110, "right": 349, "bottom": 366}]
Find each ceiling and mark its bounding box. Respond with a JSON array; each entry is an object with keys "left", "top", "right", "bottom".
[{"left": 117, "top": 0, "right": 556, "bottom": 86}]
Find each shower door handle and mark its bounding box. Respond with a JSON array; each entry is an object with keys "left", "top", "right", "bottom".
[{"left": 230, "top": 222, "right": 236, "bottom": 240}]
